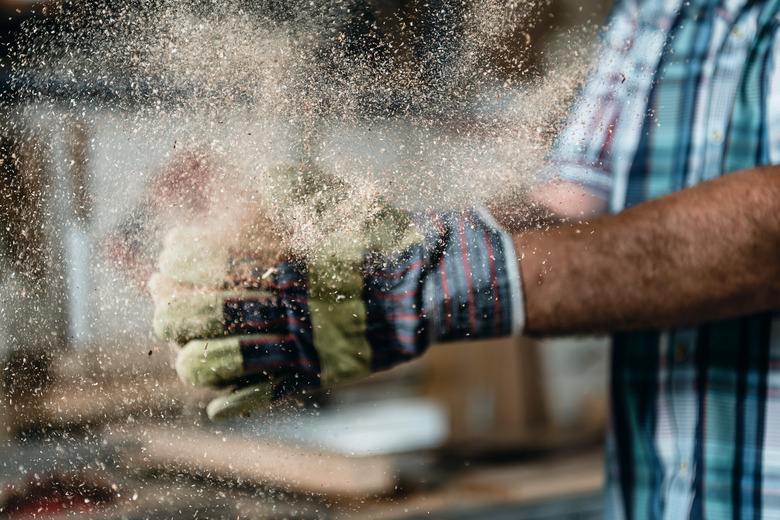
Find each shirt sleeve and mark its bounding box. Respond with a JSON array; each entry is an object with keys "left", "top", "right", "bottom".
[
  {"left": 766, "top": 23, "right": 780, "bottom": 164},
  {"left": 548, "top": 0, "right": 671, "bottom": 205}
]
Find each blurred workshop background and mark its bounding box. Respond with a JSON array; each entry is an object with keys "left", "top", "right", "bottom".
[{"left": 0, "top": 0, "right": 611, "bottom": 518}]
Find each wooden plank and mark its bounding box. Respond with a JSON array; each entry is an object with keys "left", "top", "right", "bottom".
[
  {"left": 112, "top": 424, "right": 398, "bottom": 498},
  {"left": 344, "top": 449, "right": 604, "bottom": 519}
]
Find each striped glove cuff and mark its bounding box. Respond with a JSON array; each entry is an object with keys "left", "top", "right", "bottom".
[{"left": 422, "top": 207, "right": 525, "bottom": 344}]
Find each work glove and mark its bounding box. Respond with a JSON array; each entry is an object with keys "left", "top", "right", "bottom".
[{"left": 150, "top": 164, "right": 524, "bottom": 420}]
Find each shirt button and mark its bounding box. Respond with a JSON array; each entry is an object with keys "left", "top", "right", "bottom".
[
  {"left": 711, "top": 130, "right": 723, "bottom": 144},
  {"left": 731, "top": 28, "right": 745, "bottom": 42},
  {"left": 681, "top": 461, "right": 689, "bottom": 472}
]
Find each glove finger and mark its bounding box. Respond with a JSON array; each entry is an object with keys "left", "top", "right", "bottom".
[
  {"left": 204, "top": 372, "right": 318, "bottom": 421},
  {"left": 206, "top": 381, "right": 273, "bottom": 421},
  {"left": 176, "top": 336, "right": 246, "bottom": 388},
  {"left": 157, "top": 226, "right": 285, "bottom": 288},
  {"left": 176, "top": 333, "right": 320, "bottom": 390},
  {"left": 153, "top": 264, "right": 306, "bottom": 344},
  {"left": 151, "top": 271, "right": 276, "bottom": 343},
  {"left": 157, "top": 225, "right": 233, "bottom": 288},
  {"left": 151, "top": 272, "right": 229, "bottom": 343}
]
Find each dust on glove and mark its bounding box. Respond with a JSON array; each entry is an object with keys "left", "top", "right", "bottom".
[{"left": 150, "top": 163, "right": 524, "bottom": 420}]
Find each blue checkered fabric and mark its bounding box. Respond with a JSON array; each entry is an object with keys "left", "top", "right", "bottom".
[
  {"left": 364, "top": 209, "right": 520, "bottom": 371},
  {"left": 553, "top": 0, "right": 780, "bottom": 518}
]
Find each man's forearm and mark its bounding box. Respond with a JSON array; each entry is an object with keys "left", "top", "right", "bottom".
[{"left": 516, "top": 166, "right": 780, "bottom": 336}]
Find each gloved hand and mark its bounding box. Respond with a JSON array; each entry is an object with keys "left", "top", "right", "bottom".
[{"left": 150, "top": 164, "right": 524, "bottom": 420}]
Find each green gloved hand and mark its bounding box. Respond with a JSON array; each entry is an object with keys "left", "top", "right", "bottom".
[
  {"left": 150, "top": 163, "right": 422, "bottom": 419},
  {"left": 151, "top": 163, "right": 524, "bottom": 420}
]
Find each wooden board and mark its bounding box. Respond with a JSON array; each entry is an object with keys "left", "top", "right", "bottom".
[{"left": 111, "top": 424, "right": 398, "bottom": 498}]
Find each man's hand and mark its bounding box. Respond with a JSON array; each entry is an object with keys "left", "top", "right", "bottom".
[{"left": 150, "top": 164, "right": 524, "bottom": 420}]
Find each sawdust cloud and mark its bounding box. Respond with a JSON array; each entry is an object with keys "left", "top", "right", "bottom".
[
  {"left": 11, "top": 0, "right": 593, "bottom": 262},
  {"left": 0, "top": 1, "right": 599, "bottom": 513}
]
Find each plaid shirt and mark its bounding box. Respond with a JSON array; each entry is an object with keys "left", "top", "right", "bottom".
[{"left": 553, "top": 0, "right": 780, "bottom": 518}]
